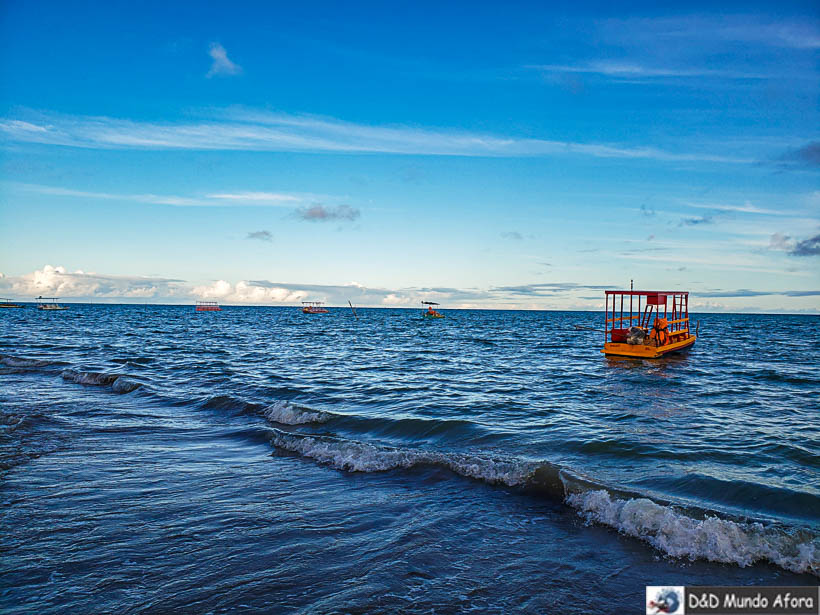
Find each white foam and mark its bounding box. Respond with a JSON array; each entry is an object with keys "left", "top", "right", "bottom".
[
  {"left": 566, "top": 489, "right": 819, "bottom": 576},
  {"left": 271, "top": 432, "right": 535, "bottom": 486},
  {"left": 262, "top": 401, "right": 329, "bottom": 425}
]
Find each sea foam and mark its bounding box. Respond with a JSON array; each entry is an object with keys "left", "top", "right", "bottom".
[
  {"left": 271, "top": 431, "right": 538, "bottom": 486},
  {"left": 566, "top": 489, "right": 819, "bottom": 576}
]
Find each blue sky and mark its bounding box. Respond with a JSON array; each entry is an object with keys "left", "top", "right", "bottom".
[{"left": 1, "top": 1, "right": 818, "bottom": 311}]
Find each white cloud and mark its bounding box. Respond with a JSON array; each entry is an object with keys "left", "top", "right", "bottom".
[
  {"left": 0, "top": 265, "right": 409, "bottom": 306},
  {"left": 531, "top": 62, "right": 765, "bottom": 80},
  {"left": 683, "top": 201, "right": 785, "bottom": 215},
  {"left": 192, "top": 280, "right": 305, "bottom": 304},
  {"left": 207, "top": 191, "right": 302, "bottom": 204},
  {"left": 611, "top": 16, "right": 820, "bottom": 50},
  {"left": 0, "top": 109, "right": 752, "bottom": 164},
  {"left": 14, "top": 183, "right": 307, "bottom": 207},
  {"left": 206, "top": 42, "right": 242, "bottom": 78},
  {"left": 531, "top": 16, "right": 818, "bottom": 86},
  {"left": 594, "top": 16, "right": 820, "bottom": 52},
  {"left": 0, "top": 265, "right": 188, "bottom": 298}
]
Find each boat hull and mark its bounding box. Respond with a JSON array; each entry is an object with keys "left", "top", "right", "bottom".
[{"left": 602, "top": 335, "right": 696, "bottom": 359}]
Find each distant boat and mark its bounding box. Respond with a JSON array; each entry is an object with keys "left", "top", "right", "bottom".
[
  {"left": 0, "top": 298, "right": 23, "bottom": 309},
  {"left": 195, "top": 301, "right": 222, "bottom": 312},
  {"left": 36, "top": 296, "right": 68, "bottom": 311},
  {"left": 421, "top": 301, "right": 444, "bottom": 319},
  {"left": 302, "top": 301, "right": 329, "bottom": 314}
]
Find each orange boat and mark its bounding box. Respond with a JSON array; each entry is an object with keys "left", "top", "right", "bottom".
[
  {"left": 302, "top": 301, "right": 329, "bottom": 314},
  {"left": 421, "top": 301, "right": 444, "bottom": 319},
  {"left": 601, "top": 289, "right": 697, "bottom": 359}
]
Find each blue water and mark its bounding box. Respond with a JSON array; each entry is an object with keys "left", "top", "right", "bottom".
[{"left": 1, "top": 305, "right": 818, "bottom": 613}]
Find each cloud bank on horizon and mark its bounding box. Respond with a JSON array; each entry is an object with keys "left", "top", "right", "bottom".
[
  {"left": 0, "top": 4, "right": 817, "bottom": 313},
  {"left": 1, "top": 265, "right": 817, "bottom": 313}
]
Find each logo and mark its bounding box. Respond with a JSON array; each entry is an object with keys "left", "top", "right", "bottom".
[{"left": 646, "top": 586, "right": 685, "bottom": 614}]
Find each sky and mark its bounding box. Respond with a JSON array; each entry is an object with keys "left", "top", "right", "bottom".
[{"left": 0, "top": 0, "right": 818, "bottom": 312}]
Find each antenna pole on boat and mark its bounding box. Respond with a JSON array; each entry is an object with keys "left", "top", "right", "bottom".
[
  {"left": 348, "top": 300, "right": 359, "bottom": 321},
  {"left": 630, "top": 279, "right": 633, "bottom": 291}
]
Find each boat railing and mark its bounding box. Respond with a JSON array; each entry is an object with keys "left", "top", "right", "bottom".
[
  {"left": 604, "top": 315, "right": 641, "bottom": 324},
  {"left": 604, "top": 290, "right": 691, "bottom": 344}
]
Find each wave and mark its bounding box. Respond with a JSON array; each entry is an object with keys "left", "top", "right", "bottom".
[
  {"left": 201, "top": 395, "right": 329, "bottom": 425},
  {"left": 270, "top": 430, "right": 820, "bottom": 577},
  {"left": 61, "top": 369, "right": 142, "bottom": 394},
  {"left": 202, "top": 395, "right": 488, "bottom": 446},
  {"left": 22, "top": 354, "right": 820, "bottom": 577},
  {"left": 201, "top": 395, "right": 255, "bottom": 412},
  {"left": 0, "top": 354, "right": 68, "bottom": 374},
  {"left": 270, "top": 430, "right": 560, "bottom": 492},
  {"left": 566, "top": 490, "right": 818, "bottom": 576},
  {"left": 1, "top": 355, "right": 52, "bottom": 368},
  {"left": 262, "top": 400, "right": 329, "bottom": 425},
  {"left": 752, "top": 368, "right": 816, "bottom": 386}
]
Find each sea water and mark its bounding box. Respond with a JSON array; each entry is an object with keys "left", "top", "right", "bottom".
[{"left": 1, "top": 305, "right": 818, "bottom": 613}]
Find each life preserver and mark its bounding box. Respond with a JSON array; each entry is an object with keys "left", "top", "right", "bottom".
[{"left": 650, "top": 318, "right": 669, "bottom": 346}]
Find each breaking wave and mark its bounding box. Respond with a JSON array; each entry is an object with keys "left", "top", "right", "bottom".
[
  {"left": 262, "top": 400, "right": 329, "bottom": 425},
  {"left": 270, "top": 430, "right": 820, "bottom": 577},
  {"left": 61, "top": 369, "right": 142, "bottom": 394},
  {"left": 567, "top": 490, "right": 819, "bottom": 576},
  {"left": 201, "top": 395, "right": 329, "bottom": 425},
  {"left": 271, "top": 430, "right": 545, "bottom": 488}
]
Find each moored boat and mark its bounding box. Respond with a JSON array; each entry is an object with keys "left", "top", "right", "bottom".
[
  {"left": 601, "top": 289, "right": 696, "bottom": 358},
  {"left": 195, "top": 301, "right": 222, "bottom": 312},
  {"left": 302, "top": 301, "right": 329, "bottom": 314},
  {"left": 36, "top": 296, "right": 69, "bottom": 311},
  {"left": 421, "top": 301, "right": 444, "bottom": 319},
  {"left": 0, "top": 298, "right": 23, "bottom": 308}
]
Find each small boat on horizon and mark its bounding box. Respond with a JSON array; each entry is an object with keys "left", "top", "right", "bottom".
[
  {"left": 0, "top": 298, "right": 23, "bottom": 309},
  {"left": 302, "top": 301, "right": 329, "bottom": 314},
  {"left": 421, "top": 301, "right": 444, "bottom": 319},
  {"left": 36, "top": 296, "right": 69, "bottom": 311},
  {"left": 601, "top": 289, "right": 696, "bottom": 359},
  {"left": 195, "top": 301, "right": 222, "bottom": 312}
]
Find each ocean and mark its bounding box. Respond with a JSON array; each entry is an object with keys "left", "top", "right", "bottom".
[{"left": 1, "top": 305, "right": 818, "bottom": 613}]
